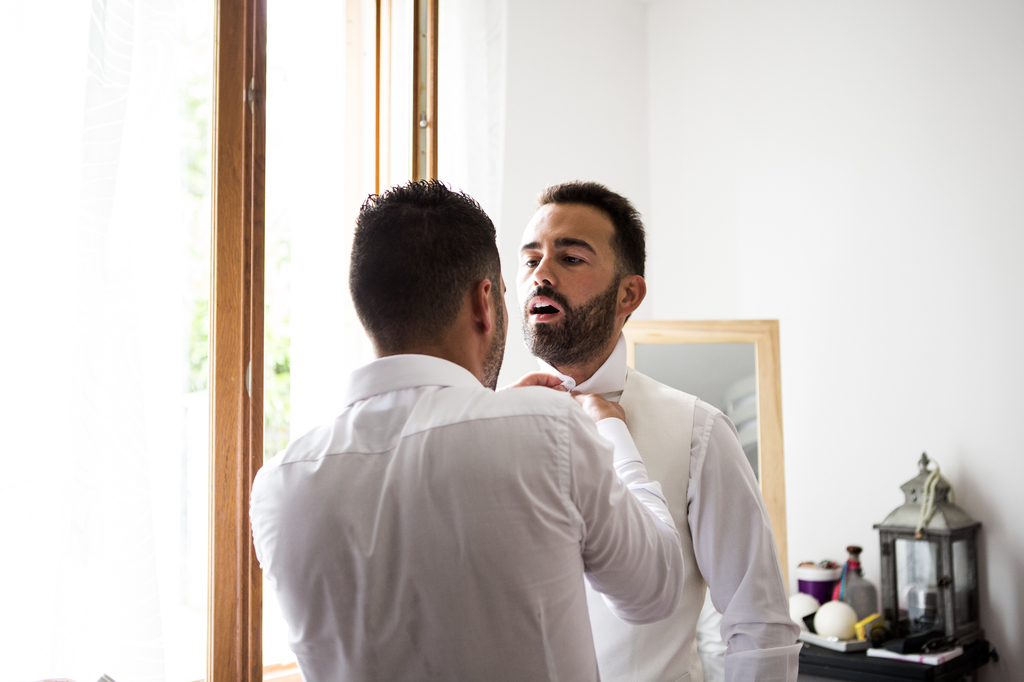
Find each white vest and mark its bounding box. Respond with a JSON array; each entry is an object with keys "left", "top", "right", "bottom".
[{"left": 586, "top": 368, "right": 706, "bottom": 682}]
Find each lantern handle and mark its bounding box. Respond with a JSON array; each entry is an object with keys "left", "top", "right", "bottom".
[{"left": 914, "top": 458, "right": 955, "bottom": 539}]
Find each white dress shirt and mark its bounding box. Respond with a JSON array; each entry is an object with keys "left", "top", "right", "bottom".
[
  {"left": 539, "top": 335, "right": 801, "bottom": 681},
  {"left": 250, "top": 354, "right": 685, "bottom": 682}
]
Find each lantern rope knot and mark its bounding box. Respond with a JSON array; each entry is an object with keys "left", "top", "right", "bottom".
[{"left": 915, "top": 461, "right": 954, "bottom": 539}]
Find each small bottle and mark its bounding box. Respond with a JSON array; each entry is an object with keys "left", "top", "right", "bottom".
[{"left": 832, "top": 545, "right": 880, "bottom": 621}]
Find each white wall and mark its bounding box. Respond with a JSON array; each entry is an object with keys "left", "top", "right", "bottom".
[
  {"left": 496, "top": 0, "right": 652, "bottom": 385},
  {"left": 499, "top": 1, "right": 1024, "bottom": 678},
  {"left": 646, "top": 1, "right": 1024, "bottom": 679}
]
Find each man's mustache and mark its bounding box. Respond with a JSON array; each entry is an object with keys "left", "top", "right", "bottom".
[{"left": 524, "top": 286, "right": 570, "bottom": 313}]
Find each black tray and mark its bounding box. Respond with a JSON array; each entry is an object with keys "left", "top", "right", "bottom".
[{"left": 798, "top": 639, "right": 992, "bottom": 681}]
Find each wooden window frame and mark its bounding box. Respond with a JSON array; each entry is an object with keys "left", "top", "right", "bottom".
[
  {"left": 209, "top": 0, "right": 265, "bottom": 679},
  {"left": 208, "top": 1, "right": 436, "bottom": 679},
  {"left": 412, "top": 0, "right": 438, "bottom": 180}
]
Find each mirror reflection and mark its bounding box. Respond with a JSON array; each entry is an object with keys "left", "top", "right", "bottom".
[
  {"left": 635, "top": 342, "right": 759, "bottom": 479},
  {"left": 623, "top": 319, "right": 788, "bottom": 583}
]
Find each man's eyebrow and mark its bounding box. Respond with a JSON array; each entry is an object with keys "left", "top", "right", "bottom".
[
  {"left": 519, "top": 238, "right": 597, "bottom": 254},
  {"left": 554, "top": 237, "right": 596, "bottom": 254}
]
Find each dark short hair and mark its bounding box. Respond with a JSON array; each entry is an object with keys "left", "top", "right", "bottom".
[
  {"left": 537, "top": 181, "right": 646, "bottom": 278},
  {"left": 350, "top": 180, "right": 501, "bottom": 353}
]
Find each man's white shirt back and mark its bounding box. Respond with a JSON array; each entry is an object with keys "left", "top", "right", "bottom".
[{"left": 250, "top": 354, "right": 684, "bottom": 682}]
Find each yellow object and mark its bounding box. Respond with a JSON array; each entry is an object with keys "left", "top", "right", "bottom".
[{"left": 855, "top": 613, "right": 884, "bottom": 641}]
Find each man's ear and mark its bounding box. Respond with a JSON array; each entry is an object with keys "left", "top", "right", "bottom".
[
  {"left": 469, "top": 279, "right": 494, "bottom": 335},
  {"left": 616, "top": 275, "right": 647, "bottom": 320}
]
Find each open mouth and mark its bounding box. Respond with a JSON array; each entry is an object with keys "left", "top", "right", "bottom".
[{"left": 529, "top": 296, "right": 563, "bottom": 321}]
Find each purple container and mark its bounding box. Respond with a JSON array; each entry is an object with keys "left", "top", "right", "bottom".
[{"left": 796, "top": 566, "right": 842, "bottom": 604}]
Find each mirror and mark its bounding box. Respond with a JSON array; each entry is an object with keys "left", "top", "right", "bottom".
[{"left": 623, "top": 320, "right": 788, "bottom": 584}]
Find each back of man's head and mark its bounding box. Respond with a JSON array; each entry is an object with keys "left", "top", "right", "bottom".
[
  {"left": 350, "top": 180, "right": 501, "bottom": 355},
  {"left": 538, "top": 181, "right": 646, "bottom": 278}
]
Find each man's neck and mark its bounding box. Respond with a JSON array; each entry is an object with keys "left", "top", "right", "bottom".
[
  {"left": 549, "top": 336, "right": 619, "bottom": 386},
  {"left": 378, "top": 338, "right": 485, "bottom": 386}
]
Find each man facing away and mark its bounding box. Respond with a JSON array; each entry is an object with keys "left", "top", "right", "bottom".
[
  {"left": 518, "top": 181, "right": 802, "bottom": 682},
  {"left": 250, "top": 181, "right": 686, "bottom": 682}
]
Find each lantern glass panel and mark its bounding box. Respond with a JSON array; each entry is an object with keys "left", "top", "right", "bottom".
[
  {"left": 895, "top": 538, "right": 943, "bottom": 633},
  {"left": 953, "top": 539, "right": 975, "bottom": 627}
]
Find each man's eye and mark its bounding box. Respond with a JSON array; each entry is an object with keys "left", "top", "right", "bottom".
[
  {"left": 524, "top": 259, "right": 538, "bottom": 268},
  {"left": 564, "top": 256, "right": 582, "bottom": 264}
]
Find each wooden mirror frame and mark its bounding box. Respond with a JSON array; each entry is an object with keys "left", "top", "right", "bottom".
[{"left": 623, "top": 320, "right": 788, "bottom": 585}]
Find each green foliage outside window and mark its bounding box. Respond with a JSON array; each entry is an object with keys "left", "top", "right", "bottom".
[
  {"left": 181, "top": 14, "right": 291, "bottom": 460},
  {"left": 264, "top": 233, "right": 291, "bottom": 460}
]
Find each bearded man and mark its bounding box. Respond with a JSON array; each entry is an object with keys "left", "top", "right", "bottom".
[{"left": 518, "top": 181, "right": 801, "bottom": 682}]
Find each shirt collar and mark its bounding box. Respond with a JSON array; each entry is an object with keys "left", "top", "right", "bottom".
[
  {"left": 535, "top": 333, "right": 627, "bottom": 395},
  {"left": 344, "top": 354, "right": 484, "bottom": 405}
]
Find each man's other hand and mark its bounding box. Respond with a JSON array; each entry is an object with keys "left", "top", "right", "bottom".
[
  {"left": 572, "top": 392, "right": 626, "bottom": 423},
  {"left": 500, "top": 372, "right": 568, "bottom": 391}
]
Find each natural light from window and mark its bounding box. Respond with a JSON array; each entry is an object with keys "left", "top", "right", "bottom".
[{"left": 1, "top": 1, "right": 212, "bottom": 679}]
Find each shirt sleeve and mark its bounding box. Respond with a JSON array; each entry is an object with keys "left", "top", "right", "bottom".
[
  {"left": 595, "top": 417, "right": 673, "bottom": 532},
  {"left": 567, "top": 407, "right": 685, "bottom": 625},
  {"left": 687, "top": 405, "right": 801, "bottom": 682}
]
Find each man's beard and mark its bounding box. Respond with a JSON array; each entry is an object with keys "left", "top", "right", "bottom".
[
  {"left": 482, "top": 298, "right": 506, "bottom": 390},
  {"left": 521, "top": 279, "right": 620, "bottom": 369}
]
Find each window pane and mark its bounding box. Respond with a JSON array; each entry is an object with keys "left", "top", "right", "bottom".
[
  {"left": 895, "top": 538, "right": 942, "bottom": 634},
  {"left": 952, "top": 538, "right": 974, "bottom": 627},
  {"left": 263, "top": 0, "right": 377, "bottom": 667},
  {"left": 0, "top": 1, "right": 212, "bottom": 679}
]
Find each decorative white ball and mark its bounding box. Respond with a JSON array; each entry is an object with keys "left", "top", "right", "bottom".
[
  {"left": 814, "top": 600, "right": 859, "bottom": 640},
  {"left": 789, "top": 593, "right": 821, "bottom": 631}
]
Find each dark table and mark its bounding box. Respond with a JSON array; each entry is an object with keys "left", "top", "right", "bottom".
[{"left": 798, "top": 639, "right": 993, "bottom": 681}]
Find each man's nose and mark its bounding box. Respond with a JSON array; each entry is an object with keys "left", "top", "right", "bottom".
[{"left": 531, "top": 257, "right": 557, "bottom": 287}]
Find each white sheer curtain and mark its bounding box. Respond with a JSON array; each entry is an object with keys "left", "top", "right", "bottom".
[
  {"left": 1, "top": 1, "right": 211, "bottom": 680},
  {"left": 438, "top": 0, "right": 508, "bottom": 230}
]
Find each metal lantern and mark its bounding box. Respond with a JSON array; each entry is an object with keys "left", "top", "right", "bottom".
[{"left": 874, "top": 453, "right": 982, "bottom": 645}]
